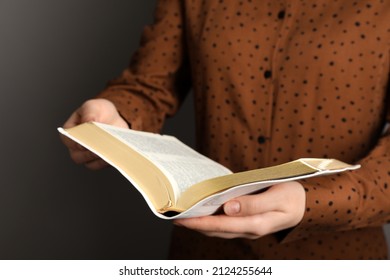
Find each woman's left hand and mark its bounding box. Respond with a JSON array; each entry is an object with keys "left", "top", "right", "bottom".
[{"left": 174, "top": 181, "right": 306, "bottom": 239}]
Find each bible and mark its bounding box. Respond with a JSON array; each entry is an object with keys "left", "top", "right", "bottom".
[{"left": 58, "top": 122, "right": 360, "bottom": 219}]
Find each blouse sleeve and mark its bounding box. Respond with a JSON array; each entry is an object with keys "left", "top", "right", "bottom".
[
  {"left": 96, "top": 0, "right": 191, "bottom": 132},
  {"left": 284, "top": 83, "right": 390, "bottom": 243}
]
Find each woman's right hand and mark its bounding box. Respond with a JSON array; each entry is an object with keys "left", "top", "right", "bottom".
[{"left": 60, "top": 98, "right": 129, "bottom": 170}]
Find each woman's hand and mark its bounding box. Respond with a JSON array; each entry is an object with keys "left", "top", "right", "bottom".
[
  {"left": 60, "top": 98, "right": 129, "bottom": 170},
  {"left": 174, "top": 181, "right": 306, "bottom": 239}
]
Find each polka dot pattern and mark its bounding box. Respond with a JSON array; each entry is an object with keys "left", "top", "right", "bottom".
[{"left": 98, "top": 0, "right": 390, "bottom": 259}]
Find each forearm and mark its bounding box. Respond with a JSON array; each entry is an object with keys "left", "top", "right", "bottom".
[
  {"left": 284, "top": 134, "right": 390, "bottom": 243},
  {"left": 97, "top": 0, "right": 191, "bottom": 132}
]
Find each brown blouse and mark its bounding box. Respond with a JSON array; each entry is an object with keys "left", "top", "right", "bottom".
[{"left": 97, "top": 0, "right": 390, "bottom": 259}]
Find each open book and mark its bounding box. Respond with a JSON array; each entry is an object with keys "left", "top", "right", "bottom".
[{"left": 58, "top": 122, "right": 360, "bottom": 219}]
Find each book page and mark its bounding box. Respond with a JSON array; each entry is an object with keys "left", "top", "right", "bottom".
[
  {"left": 160, "top": 159, "right": 360, "bottom": 219},
  {"left": 95, "top": 123, "right": 232, "bottom": 197}
]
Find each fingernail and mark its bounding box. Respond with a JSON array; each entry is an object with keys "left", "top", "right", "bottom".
[{"left": 225, "top": 201, "right": 240, "bottom": 215}]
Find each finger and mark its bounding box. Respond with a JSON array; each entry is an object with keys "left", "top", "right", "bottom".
[
  {"left": 223, "top": 191, "right": 278, "bottom": 217},
  {"left": 175, "top": 215, "right": 259, "bottom": 236},
  {"left": 223, "top": 182, "right": 304, "bottom": 217},
  {"left": 77, "top": 100, "right": 104, "bottom": 123},
  {"left": 60, "top": 109, "right": 84, "bottom": 150},
  {"left": 197, "top": 230, "right": 259, "bottom": 239},
  {"left": 60, "top": 101, "right": 103, "bottom": 150},
  {"left": 175, "top": 211, "right": 296, "bottom": 238},
  {"left": 84, "top": 159, "right": 109, "bottom": 170},
  {"left": 62, "top": 99, "right": 104, "bottom": 129},
  {"left": 77, "top": 98, "right": 124, "bottom": 125},
  {"left": 59, "top": 133, "right": 86, "bottom": 150},
  {"left": 70, "top": 150, "right": 100, "bottom": 165},
  {"left": 63, "top": 111, "right": 82, "bottom": 129},
  {"left": 63, "top": 99, "right": 107, "bottom": 128}
]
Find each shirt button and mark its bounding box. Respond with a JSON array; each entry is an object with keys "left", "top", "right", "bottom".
[
  {"left": 257, "top": 136, "right": 267, "bottom": 144},
  {"left": 277, "top": 10, "right": 286, "bottom": 20},
  {"left": 264, "top": 70, "right": 272, "bottom": 79}
]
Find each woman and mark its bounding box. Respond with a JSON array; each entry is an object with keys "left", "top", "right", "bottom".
[{"left": 62, "top": 0, "right": 390, "bottom": 259}]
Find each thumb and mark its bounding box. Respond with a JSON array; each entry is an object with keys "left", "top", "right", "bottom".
[
  {"left": 223, "top": 193, "right": 274, "bottom": 217},
  {"left": 78, "top": 100, "right": 104, "bottom": 123},
  {"left": 223, "top": 200, "right": 241, "bottom": 216},
  {"left": 77, "top": 99, "right": 128, "bottom": 128},
  {"left": 62, "top": 99, "right": 105, "bottom": 130}
]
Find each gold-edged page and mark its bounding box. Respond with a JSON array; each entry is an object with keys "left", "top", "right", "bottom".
[
  {"left": 175, "top": 159, "right": 318, "bottom": 211},
  {"left": 59, "top": 122, "right": 174, "bottom": 213},
  {"left": 299, "top": 158, "right": 360, "bottom": 171},
  {"left": 175, "top": 158, "right": 359, "bottom": 212},
  {"left": 95, "top": 122, "right": 232, "bottom": 208}
]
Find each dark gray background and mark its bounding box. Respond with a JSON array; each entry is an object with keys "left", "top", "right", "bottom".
[
  {"left": 0, "top": 0, "right": 190, "bottom": 259},
  {"left": 0, "top": 0, "right": 389, "bottom": 259}
]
